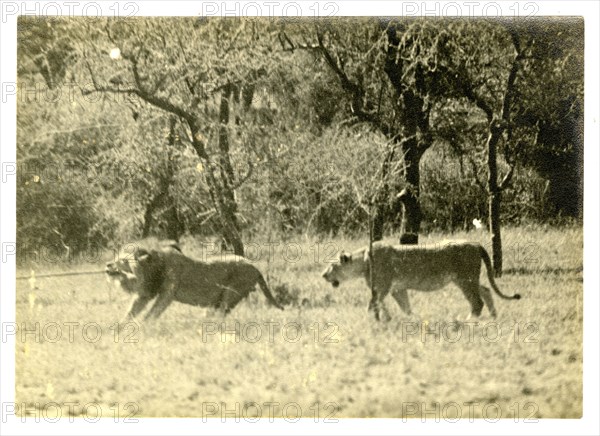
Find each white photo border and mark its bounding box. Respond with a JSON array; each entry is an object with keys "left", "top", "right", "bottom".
[{"left": 1, "top": 1, "right": 598, "bottom": 435}]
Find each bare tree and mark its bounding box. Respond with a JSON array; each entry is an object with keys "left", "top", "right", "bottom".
[
  {"left": 281, "top": 18, "right": 435, "bottom": 242},
  {"left": 76, "top": 18, "right": 277, "bottom": 255},
  {"left": 327, "top": 128, "right": 403, "bottom": 319}
]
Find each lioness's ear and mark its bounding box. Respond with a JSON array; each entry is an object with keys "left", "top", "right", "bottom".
[{"left": 340, "top": 253, "right": 351, "bottom": 264}]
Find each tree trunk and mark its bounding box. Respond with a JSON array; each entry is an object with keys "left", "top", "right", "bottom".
[
  {"left": 371, "top": 178, "right": 389, "bottom": 241},
  {"left": 164, "top": 198, "right": 182, "bottom": 242},
  {"left": 142, "top": 196, "right": 160, "bottom": 238},
  {"left": 487, "top": 121, "right": 503, "bottom": 277},
  {"left": 371, "top": 139, "right": 424, "bottom": 242},
  {"left": 489, "top": 192, "right": 503, "bottom": 277},
  {"left": 371, "top": 145, "right": 395, "bottom": 241},
  {"left": 164, "top": 117, "right": 182, "bottom": 242},
  {"left": 142, "top": 117, "right": 182, "bottom": 241},
  {"left": 217, "top": 83, "right": 244, "bottom": 256},
  {"left": 188, "top": 113, "right": 243, "bottom": 256},
  {"left": 400, "top": 142, "right": 422, "bottom": 237},
  {"left": 379, "top": 22, "right": 427, "bottom": 242},
  {"left": 371, "top": 206, "right": 386, "bottom": 242},
  {"left": 367, "top": 210, "right": 379, "bottom": 320}
]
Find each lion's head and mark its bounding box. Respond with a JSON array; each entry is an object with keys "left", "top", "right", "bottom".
[{"left": 106, "top": 241, "right": 179, "bottom": 295}]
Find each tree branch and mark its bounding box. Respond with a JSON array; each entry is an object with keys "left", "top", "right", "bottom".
[
  {"left": 282, "top": 30, "right": 379, "bottom": 127},
  {"left": 499, "top": 164, "right": 515, "bottom": 191},
  {"left": 435, "top": 61, "right": 494, "bottom": 122},
  {"left": 497, "top": 29, "right": 530, "bottom": 192},
  {"left": 231, "top": 161, "right": 254, "bottom": 191},
  {"left": 131, "top": 57, "right": 196, "bottom": 125},
  {"left": 501, "top": 29, "right": 525, "bottom": 123},
  {"left": 468, "top": 155, "right": 487, "bottom": 194}
]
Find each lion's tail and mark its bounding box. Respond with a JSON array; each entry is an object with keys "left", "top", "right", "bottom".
[
  {"left": 257, "top": 274, "right": 284, "bottom": 310},
  {"left": 480, "top": 246, "right": 521, "bottom": 300}
]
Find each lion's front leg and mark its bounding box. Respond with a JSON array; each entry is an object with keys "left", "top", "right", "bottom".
[
  {"left": 123, "top": 294, "right": 153, "bottom": 323},
  {"left": 144, "top": 285, "right": 175, "bottom": 321}
]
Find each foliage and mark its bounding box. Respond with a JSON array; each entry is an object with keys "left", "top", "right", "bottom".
[{"left": 16, "top": 17, "right": 583, "bottom": 255}]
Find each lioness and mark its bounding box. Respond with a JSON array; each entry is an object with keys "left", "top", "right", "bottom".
[
  {"left": 106, "top": 244, "right": 283, "bottom": 321},
  {"left": 321, "top": 241, "right": 520, "bottom": 320}
]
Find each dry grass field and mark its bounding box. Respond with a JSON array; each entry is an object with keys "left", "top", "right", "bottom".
[{"left": 15, "top": 226, "right": 583, "bottom": 419}]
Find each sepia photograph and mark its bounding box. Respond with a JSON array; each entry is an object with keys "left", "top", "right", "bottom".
[{"left": 1, "top": 1, "right": 597, "bottom": 434}]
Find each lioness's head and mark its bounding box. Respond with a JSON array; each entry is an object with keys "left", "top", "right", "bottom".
[{"left": 321, "top": 252, "right": 364, "bottom": 288}]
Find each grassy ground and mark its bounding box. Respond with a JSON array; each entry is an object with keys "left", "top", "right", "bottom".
[{"left": 15, "top": 225, "right": 583, "bottom": 419}]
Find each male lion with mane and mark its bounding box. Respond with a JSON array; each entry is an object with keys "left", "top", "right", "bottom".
[
  {"left": 321, "top": 241, "right": 520, "bottom": 320},
  {"left": 106, "top": 241, "right": 283, "bottom": 321}
]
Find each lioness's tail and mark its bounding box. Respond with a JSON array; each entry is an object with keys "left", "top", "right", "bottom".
[
  {"left": 257, "top": 274, "right": 284, "bottom": 310},
  {"left": 480, "top": 246, "right": 521, "bottom": 300}
]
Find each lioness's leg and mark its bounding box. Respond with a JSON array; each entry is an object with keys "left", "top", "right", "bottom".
[
  {"left": 478, "top": 285, "right": 498, "bottom": 318},
  {"left": 368, "top": 282, "right": 391, "bottom": 321},
  {"left": 124, "top": 294, "right": 153, "bottom": 322},
  {"left": 367, "top": 294, "right": 380, "bottom": 320},
  {"left": 456, "top": 280, "right": 484, "bottom": 318},
  {"left": 368, "top": 290, "right": 385, "bottom": 321},
  {"left": 370, "top": 297, "right": 392, "bottom": 321},
  {"left": 144, "top": 290, "right": 175, "bottom": 321},
  {"left": 391, "top": 289, "right": 412, "bottom": 315}
]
